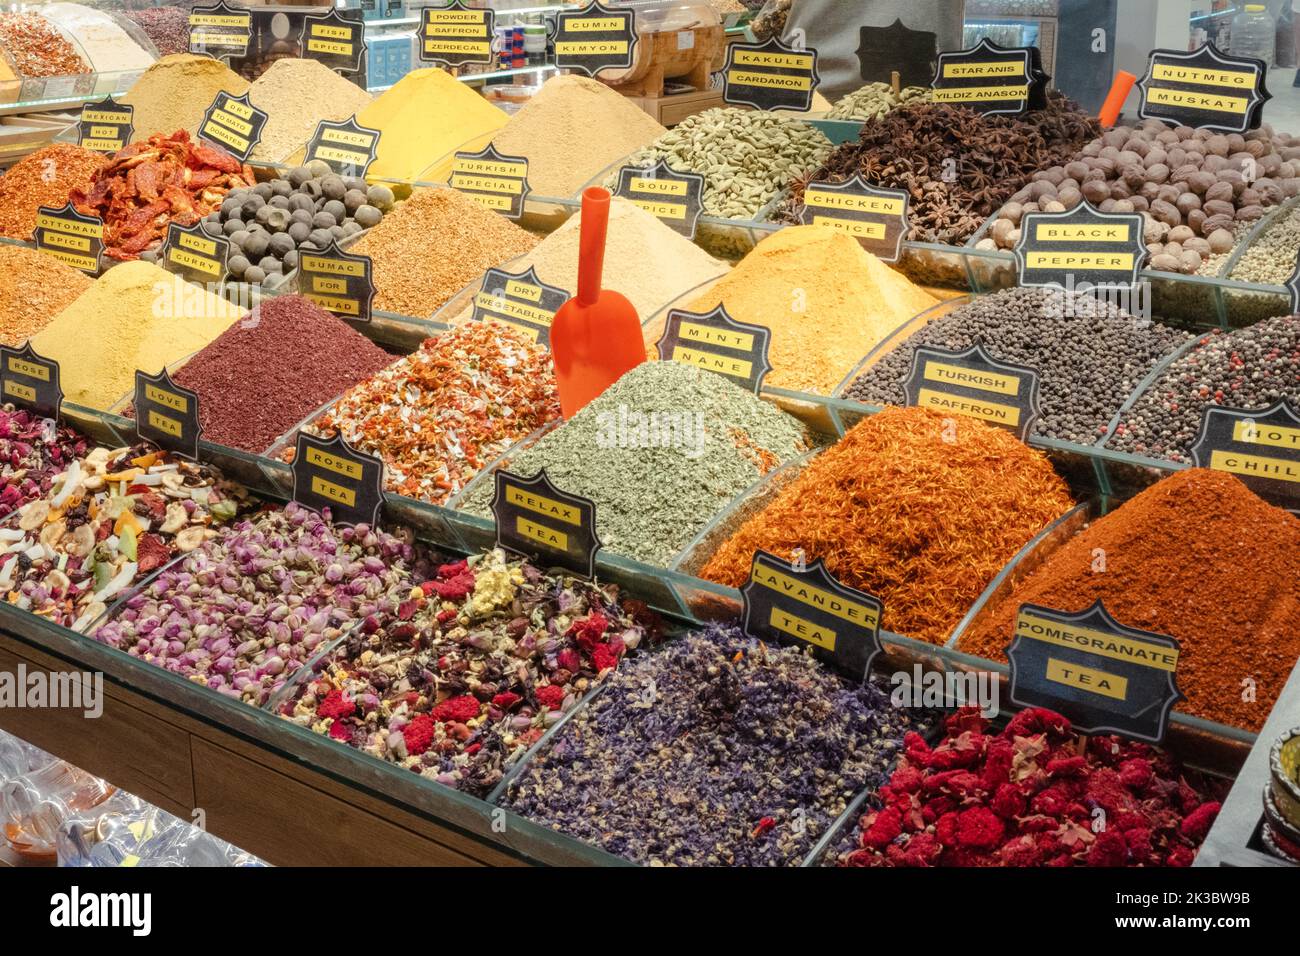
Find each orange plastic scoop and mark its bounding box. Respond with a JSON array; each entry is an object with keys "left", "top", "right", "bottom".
[
  {"left": 1098, "top": 70, "right": 1137, "bottom": 128},
  {"left": 550, "top": 187, "right": 645, "bottom": 419}
]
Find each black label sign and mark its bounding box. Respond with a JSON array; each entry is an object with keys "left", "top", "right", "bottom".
[
  {"left": 450, "top": 144, "right": 530, "bottom": 219},
  {"left": 902, "top": 343, "right": 1041, "bottom": 442},
  {"left": 1189, "top": 401, "right": 1300, "bottom": 514},
  {"left": 188, "top": 1, "right": 252, "bottom": 61},
  {"left": 722, "top": 37, "right": 820, "bottom": 113},
  {"left": 292, "top": 432, "right": 385, "bottom": 528},
  {"left": 1013, "top": 202, "right": 1146, "bottom": 291},
  {"left": 160, "top": 222, "right": 229, "bottom": 286},
  {"left": 33, "top": 203, "right": 103, "bottom": 276},
  {"left": 741, "top": 550, "right": 884, "bottom": 681},
  {"left": 471, "top": 266, "right": 570, "bottom": 348},
  {"left": 655, "top": 304, "right": 772, "bottom": 394},
  {"left": 1137, "top": 43, "right": 1269, "bottom": 134},
  {"left": 1287, "top": 250, "right": 1300, "bottom": 316},
  {"left": 0, "top": 343, "right": 62, "bottom": 419},
  {"left": 76, "top": 97, "right": 133, "bottom": 153},
  {"left": 931, "top": 38, "right": 1032, "bottom": 115},
  {"left": 299, "top": 9, "right": 367, "bottom": 74},
  {"left": 305, "top": 116, "right": 381, "bottom": 178},
  {"left": 551, "top": 2, "right": 638, "bottom": 77},
  {"left": 1007, "top": 600, "right": 1183, "bottom": 744},
  {"left": 419, "top": 0, "right": 495, "bottom": 67},
  {"left": 613, "top": 159, "right": 705, "bottom": 240},
  {"left": 857, "top": 18, "right": 936, "bottom": 89},
  {"left": 798, "top": 175, "right": 909, "bottom": 262},
  {"left": 491, "top": 470, "right": 601, "bottom": 579},
  {"left": 135, "top": 369, "right": 201, "bottom": 461},
  {"left": 198, "top": 91, "right": 267, "bottom": 162},
  {"left": 299, "top": 241, "right": 374, "bottom": 324}
]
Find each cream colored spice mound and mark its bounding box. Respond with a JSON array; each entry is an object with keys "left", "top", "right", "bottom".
[
  {"left": 448, "top": 197, "right": 728, "bottom": 326},
  {"left": 31, "top": 260, "right": 242, "bottom": 410},
  {"left": 490, "top": 75, "right": 666, "bottom": 199},
  {"left": 121, "top": 53, "right": 249, "bottom": 143},
  {"left": 352, "top": 187, "right": 540, "bottom": 318},
  {"left": 249, "top": 58, "right": 373, "bottom": 164}
]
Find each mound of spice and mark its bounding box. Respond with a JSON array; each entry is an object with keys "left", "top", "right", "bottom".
[
  {"left": 304, "top": 321, "right": 560, "bottom": 506},
  {"left": 1106, "top": 315, "right": 1300, "bottom": 462},
  {"left": 0, "top": 245, "right": 93, "bottom": 346},
  {"left": 352, "top": 187, "right": 538, "bottom": 317},
  {"left": 0, "top": 144, "right": 107, "bottom": 241},
  {"left": 0, "top": 406, "right": 88, "bottom": 521},
  {"left": 700, "top": 406, "right": 1074, "bottom": 645},
  {"left": 784, "top": 95, "right": 1099, "bottom": 244},
  {"left": 72, "top": 129, "right": 255, "bottom": 260},
  {"left": 0, "top": 12, "right": 88, "bottom": 77},
  {"left": 3, "top": 445, "right": 247, "bottom": 632},
  {"left": 490, "top": 75, "right": 665, "bottom": 198},
  {"left": 826, "top": 82, "right": 930, "bottom": 121},
  {"left": 663, "top": 225, "right": 937, "bottom": 395},
  {"left": 39, "top": 4, "right": 154, "bottom": 75},
  {"left": 120, "top": 53, "right": 249, "bottom": 144},
  {"left": 92, "top": 503, "right": 441, "bottom": 706},
  {"left": 503, "top": 623, "right": 927, "bottom": 866},
  {"left": 845, "top": 287, "right": 1190, "bottom": 444},
  {"left": 960, "top": 469, "right": 1300, "bottom": 732},
  {"left": 281, "top": 549, "right": 656, "bottom": 797},
  {"left": 839, "top": 707, "right": 1222, "bottom": 867},
  {"left": 121, "top": 7, "right": 190, "bottom": 57},
  {"left": 447, "top": 197, "right": 727, "bottom": 327},
  {"left": 460, "top": 360, "right": 809, "bottom": 567},
  {"left": 247, "top": 58, "right": 373, "bottom": 165},
  {"left": 31, "top": 260, "right": 243, "bottom": 410},
  {"left": 150, "top": 295, "right": 392, "bottom": 454},
  {"left": 1225, "top": 198, "right": 1300, "bottom": 285}
]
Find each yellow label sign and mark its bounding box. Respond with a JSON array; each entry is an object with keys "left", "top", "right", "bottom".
[
  {"left": 301, "top": 255, "right": 364, "bottom": 277},
  {"left": 451, "top": 173, "right": 524, "bottom": 195},
  {"left": 4, "top": 381, "right": 36, "bottom": 403},
  {"left": 311, "top": 475, "right": 356, "bottom": 507},
  {"left": 805, "top": 191, "right": 904, "bottom": 215},
  {"left": 306, "top": 446, "right": 362, "bottom": 481},
  {"left": 1024, "top": 251, "right": 1135, "bottom": 271},
  {"left": 145, "top": 383, "right": 187, "bottom": 413},
  {"left": 36, "top": 214, "right": 101, "bottom": 239},
  {"left": 916, "top": 388, "right": 1022, "bottom": 426},
  {"left": 769, "top": 606, "right": 836, "bottom": 651},
  {"left": 1208, "top": 449, "right": 1300, "bottom": 484},
  {"left": 1151, "top": 62, "right": 1256, "bottom": 88},
  {"left": 1015, "top": 611, "right": 1179, "bottom": 672},
  {"left": 942, "top": 61, "right": 1025, "bottom": 78},
  {"left": 727, "top": 69, "right": 813, "bottom": 91},
  {"left": 505, "top": 484, "right": 581, "bottom": 525},
  {"left": 1147, "top": 87, "right": 1249, "bottom": 115},
  {"left": 750, "top": 563, "right": 879, "bottom": 628},
  {"left": 472, "top": 293, "right": 555, "bottom": 326},
  {"left": 1234, "top": 420, "right": 1300, "bottom": 450},
  {"left": 8, "top": 357, "right": 49, "bottom": 381},
  {"left": 734, "top": 49, "right": 815, "bottom": 70},
  {"left": 672, "top": 345, "right": 753, "bottom": 380},
  {"left": 932, "top": 84, "right": 1030, "bottom": 102},
  {"left": 629, "top": 177, "right": 688, "bottom": 196},
  {"left": 1045, "top": 657, "right": 1128, "bottom": 701},
  {"left": 808, "top": 216, "right": 886, "bottom": 239},
  {"left": 567, "top": 17, "right": 626, "bottom": 31},
  {"left": 517, "top": 515, "right": 567, "bottom": 550},
  {"left": 678, "top": 321, "right": 753, "bottom": 351},
  {"left": 1034, "top": 223, "right": 1131, "bottom": 242},
  {"left": 923, "top": 360, "right": 1019, "bottom": 396},
  {"left": 555, "top": 40, "right": 629, "bottom": 55},
  {"left": 147, "top": 410, "right": 183, "bottom": 438}
]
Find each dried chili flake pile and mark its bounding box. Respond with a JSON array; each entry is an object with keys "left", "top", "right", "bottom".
[
  {"left": 0, "top": 406, "right": 88, "bottom": 522},
  {"left": 700, "top": 406, "right": 1075, "bottom": 645},
  {"left": 71, "top": 129, "right": 255, "bottom": 260},
  {"left": 838, "top": 707, "right": 1223, "bottom": 867},
  {"left": 281, "top": 549, "right": 658, "bottom": 797}
]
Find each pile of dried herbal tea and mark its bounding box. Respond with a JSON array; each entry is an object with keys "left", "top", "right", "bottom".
[
  {"left": 0, "top": 406, "right": 88, "bottom": 522},
  {"left": 280, "top": 549, "right": 659, "bottom": 798},
  {"left": 699, "top": 406, "right": 1074, "bottom": 645},
  {"left": 502, "top": 622, "right": 928, "bottom": 866}
]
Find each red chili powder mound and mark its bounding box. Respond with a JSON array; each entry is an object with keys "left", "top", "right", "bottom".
[
  {"left": 168, "top": 295, "right": 394, "bottom": 453},
  {"left": 700, "top": 405, "right": 1075, "bottom": 645},
  {"left": 960, "top": 468, "right": 1300, "bottom": 732}
]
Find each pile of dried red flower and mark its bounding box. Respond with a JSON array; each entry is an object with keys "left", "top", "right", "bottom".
[
  {"left": 840, "top": 707, "right": 1223, "bottom": 867},
  {"left": 72, "top": 130, "right": 254, "bottom": 260}
]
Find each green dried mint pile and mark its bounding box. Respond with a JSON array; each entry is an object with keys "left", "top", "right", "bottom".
[
  {"left": 607, "top": 108, "right": 832, "bottom": 220},
  {"left": 459, "top": 361, "right": 809, "bottom": 567}
]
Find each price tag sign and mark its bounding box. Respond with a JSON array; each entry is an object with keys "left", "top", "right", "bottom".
[
  {"left": 931, "top": 38, "right": 1032, "bottom": 115},
  {"left": 552, "top": 2, "right": 638, "bottom": 77},
  {"left": 1137, "top": 43, "right": 1270, "bottom": 134},
  {"left": 1007, "top": 600, "right": 1183, "bottom": 744},
  {"left": 159, "top": 222, "right": 229, "bottom": 286},
  {"left": 471, "top": 266, "right": 570, "bottom": 348},
  {"left": 135, "top": 369, "right": 201, "bottom": 461},
  {"left": 188, "top": 1, "right": 252, "bottom": 61},
  {"left": 1013, "top": 202, "right": 1146, "bottom": 291},
  {"left": 76, "top": 97, "right": 133, "bottom": 153},
  {"left": 299, "top": 240, "right": 374, "bottom": 324},
  {"left": 722, "top": 37, "right": 820, "bottom": 112},
  {"left": 304, "top": 116, "right": 381, "bottom": 178},
  {"left": 419, "top": 0, "right": 495, "bottom": 67},
  {"left": 741, "top": 550, "right": 884, "bottom": 681},
  {"left": 491, "top": 470, "right": 601, "bottom": 579},
  {"left": 299, "top": 8, "right": 367, "bottom": 74},
  {"left": 1189, "top": 401, "right": 1300, "bottom": 514},
  {"left": 856, "top": 19, "right": 937, "bottom": 89},
  {"left": 33, "top": 203, "right": 104, "bottom": 276},
  {"left": 798, "top": 175, "right": 909, "bottom": 262},
  {"left": 292, "top": 432, "right": 385, "bottom": 528},
  {"left": 0, "top": 343, "right": 63, "bottom": 419},
  {"left": 613, "top": 159, "right": 705, "bottom": 240},
  {"left": 655, "top": 304, "right": 772, "bottom": 394},
  {"left": 198, "top": 91, "right": 267, "bottom": 162},
  {"left": 450, "top": 144, "right": 531, "bottom": 219},
  {"left": 902, "top": 343, "right": 1041, "bottom": 442}
]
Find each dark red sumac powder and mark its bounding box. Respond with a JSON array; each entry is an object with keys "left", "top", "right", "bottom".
[{"left": 172, "top": 295, "right": 393, "bottom": 453}]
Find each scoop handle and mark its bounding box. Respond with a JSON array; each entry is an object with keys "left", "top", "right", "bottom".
[
  {"left": 1098, "top": 71, "right": 1137, "bottom": 128},
  {"left": 576, "top": 186, "right": 610, "bottom": 306}
]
